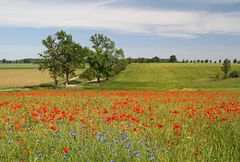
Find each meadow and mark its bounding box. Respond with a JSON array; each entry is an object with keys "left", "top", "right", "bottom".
[
  {"left": 1, "top": 63, "right": 240, "bottom": 91},
  {"left": 84, "top": 63, "right": 240, "bottom": 91},
  {"left": 0, "top": 90, "right": 239, "bottom": 161}
]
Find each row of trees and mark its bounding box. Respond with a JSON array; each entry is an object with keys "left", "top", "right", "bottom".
[
  {"left": 182, "top": 59, "right": 240, "bottom": 64},
  {"left": 38, "top": 31, "right": 127, "bottom": 88},
  {"left": 126, "top": 57, "right": 240, "bottom": 64},
  {"left": 0, "top": 58, "right": 39, "bottom": 64},
  {"left": 128, "top": 55, "right": 177, "bottom": 63}
]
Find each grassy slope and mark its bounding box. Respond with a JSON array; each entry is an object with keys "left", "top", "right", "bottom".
[{"left": 83, "top": 63, "right": 240, "bottom": 91}]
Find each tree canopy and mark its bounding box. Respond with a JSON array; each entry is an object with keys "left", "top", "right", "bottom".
[{"left": 38, "top": 31, "right": 86, "bottom": 88}]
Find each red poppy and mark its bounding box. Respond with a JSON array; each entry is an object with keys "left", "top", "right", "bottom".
[
  {"left": 50, "top": 126, "right": 57, "bottom": 131},
  {"left": 63, "top": 148, "right": 69, "bottom": 153}
]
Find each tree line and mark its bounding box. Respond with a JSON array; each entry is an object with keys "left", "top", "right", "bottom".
[{"left": 37, "top": 31, "right": 128, "bottom": 88}]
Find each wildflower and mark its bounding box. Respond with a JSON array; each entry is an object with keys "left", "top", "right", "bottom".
[
  {"left": 50, "top": 126, "right": 57, "bottom": 131},
  {"left": 24, "top": 147, "right": 29, "bottom": 154},
  {"left": 63, "top": 148, "right": 69, "bottom": 153},
  {"left": 157, "top": 124, "right": 163, "bottom": 128},
  {"left": 136, "top": 153, "right": 141, "bottom": 157},
  {"left": 151, "top": 157, "right": 156, "bottom": 161},
  {"left": 104, "top": 137, "right": 108, "bottom": 142}
]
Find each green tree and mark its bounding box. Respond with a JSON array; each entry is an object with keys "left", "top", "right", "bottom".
[
  {"left": 2, "top": 59, "right": 7, "bottom": 63},
  {"left": 221, "top": 59, "right": 231, "bottom": 79},
  {"left": 233, "top": 58, "right": 237, "bottom": 64},
  {"left": 38, "top": 35, "right": 62, "bottom": 89},
  {"left": 169, "top": 55, "right": 177, "bottom": 63},
  {"left": 88, "top": 33, "right": 124, "bottom": 82},
  {"left": 38, "top": 30, "right": 86, "bottom": 88},
  {"left": 152, "top": 56, "right": 160, "bottom": 63},
  {"left": 55, "top": 31, "right": 86, "bottom": 87}
]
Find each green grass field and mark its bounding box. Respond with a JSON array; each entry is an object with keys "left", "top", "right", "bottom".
[
  {"left": 0, "top": 63, "right": 38, "bottom": 69},
  {"left": 83, "top": 63, "right": 240, "bottom": 91}
]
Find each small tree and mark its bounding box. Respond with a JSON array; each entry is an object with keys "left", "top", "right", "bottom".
[
  {"left": 221, "top": 59, "right": 231, "bottom": 79},
  {"left": 2, "top": 59, "right": 7, "bottom": 63},
  {"left": 169, "top": 55, "right": 177, "bottom": 63},
  {"left": 233, "top": 58, "right": 237, "bottom": 64}
]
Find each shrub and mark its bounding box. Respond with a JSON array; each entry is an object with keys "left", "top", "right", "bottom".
[
  {"left": 214, "top": 73, "right": 220, "bottom": 81},
  {"left": 79, "top": 68, "right": 96, "bottom": 81},
  {"left": 229, "top": 71, "right": 240, "bottom": 78}
]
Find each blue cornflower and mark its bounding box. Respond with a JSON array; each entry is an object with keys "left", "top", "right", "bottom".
[
  {"left": 104, "top": 137, "right": 108, "bottom": 142},
  {"left": 151, "top": 157, "right": 156, "bottom": 161},
  {"left": 110, "top": 160, "right": 115, "bottom": 162},
  {"left": 136, "top": 153, "right": 141, "bottom": 157},
  {"left": 128, "top": 148, "right": 132, "bottom": 153}
]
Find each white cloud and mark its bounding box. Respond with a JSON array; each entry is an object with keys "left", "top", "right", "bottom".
[
  {"left": 0, "top": 0, "right": 240, "bottom": 38},
  {"left": 182, "top": 0, "right": 240, "bottom": 4}
]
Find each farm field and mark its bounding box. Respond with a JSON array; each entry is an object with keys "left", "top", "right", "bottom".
[
  {"left": 0, "top": 90, "right": 239, "bottom": 161},
  {"left": 88, "top": 63, "right": 240, "bottom": 91},
  {"left": 0, "top": 64, "right": 51, "bottom": 89},
  {"left": 0, "top": 69, "right": 51, "bottom": 89}
]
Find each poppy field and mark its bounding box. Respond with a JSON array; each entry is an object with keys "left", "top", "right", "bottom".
[{"left": 0, "top": 90, "right": 239, "bottom": 161}]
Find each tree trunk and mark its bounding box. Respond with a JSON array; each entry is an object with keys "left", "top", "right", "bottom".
[
  {"left": 65, "top": 73, "right": 69, "bottom": 87},
  {"left": 97, "top": 77, "right": 100, "bottom": 82},
  {"left": 54, "top": 78, "right": 58, "bottom": 89}
]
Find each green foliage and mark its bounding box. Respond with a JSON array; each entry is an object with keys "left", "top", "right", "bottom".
[
  {"left": 214, "top": 73, "right": 220, "bottom": 81},
  {"left": 38, "top": 35, "right": 62, "bottom": 88},
  {"left": 169, "top": 55, "right": 177, "bottom": 63},
  {"left": 221, "top": 59, "right": 231, "bottom": 79},
  {"left": 87, "top": 33, "right": 125, "bottom": 82},
  {"left": 229, "top": 71, "right": 240, "bottom": 78},
  {"left": 113, "top": 59, "right": 129, "bottom": 75},
  {"left": 38, "top": 30, "right": 86, "bottom": 88},
  {"left": 79, "top": 68, "right": 96, "bottom": 81}
]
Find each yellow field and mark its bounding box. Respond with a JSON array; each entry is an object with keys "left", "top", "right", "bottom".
[{"left": 0, "top": 69, "right": 52, "bottom": 88}]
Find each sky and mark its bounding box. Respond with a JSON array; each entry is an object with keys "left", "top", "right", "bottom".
[{"left": 0, "top": 0, "right": 240, "bottom": 60}]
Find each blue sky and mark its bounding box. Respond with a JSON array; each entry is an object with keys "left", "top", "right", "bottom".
[{"left": 0, "top": 0, "right": 240, "bottom": 60}]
